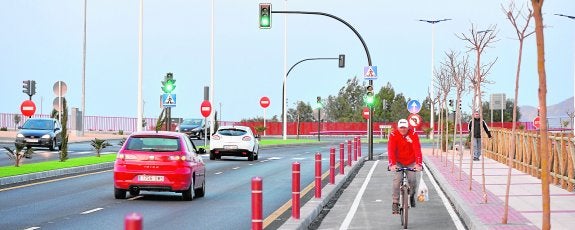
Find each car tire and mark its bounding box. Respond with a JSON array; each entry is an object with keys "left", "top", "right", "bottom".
[
  {"left": 197, "top": 132, "right": 202, "bottom": 140},
  {"left": 194, "top": 179, "right": 205, "bottom": 198},
  {"left": 49, "top": 138, "right": 56, "bottom": 151},
  {"left": 254, "top": 151, "right": 259, "bottom": 161},
  {"left": 114, "top": 188, "right": 127, "bottom": 199},
  {"left": 248, "top": 152, "right": 254, "bottom": 161},
  {"left": 209, "top": 151, "right": 216, "bottom": 160},
  {"left": 182, "top": 178, "right": 194, "bottom": 201}
]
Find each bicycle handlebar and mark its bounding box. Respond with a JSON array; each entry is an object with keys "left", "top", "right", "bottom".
[{"left": 387, "top": 167, "right": 418, "bottom": 172}]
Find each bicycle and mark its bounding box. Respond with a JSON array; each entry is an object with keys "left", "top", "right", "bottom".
[{"left": 396, "top": 167, "right": 416, "bottom": 229}]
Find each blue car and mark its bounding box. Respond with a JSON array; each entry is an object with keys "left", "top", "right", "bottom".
[
  {"left": 15, "top": 118, "right": 63, "bottom": 151},
  {"left": 176, "top": 119, "right": 210, "bottom": 140}
]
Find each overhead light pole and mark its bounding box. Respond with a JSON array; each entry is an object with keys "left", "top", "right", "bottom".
[
  {"left": 419, "top": 18, "right": 451, "bottom": 140},
  {"left": 555, "top": 13, "right": 575, "bottom": 134},
  {"left": 136, "top": 0, "right": 144, "bottom": 132}
]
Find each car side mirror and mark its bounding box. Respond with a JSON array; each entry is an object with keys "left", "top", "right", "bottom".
[
  {"left": 197, "top": 148, "right": 206, "bottom": 154},
  {"left": 17, "top": 126, "right": 22, "bottom": 129},
  {"left": 54, "top": 128, "right": 61, "bottom": 132}
]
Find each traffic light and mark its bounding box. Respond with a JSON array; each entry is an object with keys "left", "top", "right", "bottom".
[
  {"left": 338, "top": 54, "right": 345, "bottom": 68},
  {"left": 365, "top": 85, "right": 374, "bottom": 107},
  {"left": 448, "top": 99, "right": 453, "bottom": 107},
  {"left": 259, "top": 3, "right": 271, "bottom": 29},
  {"left": 22, "top": 80, "right": 30, "bottom": 96},
  {"left": 30, "top": 80, "right": 36, "bottom": 96},
  {"left": 161, "top": 73, "right": 176, "bottom": 93},
  {"left": 458, "top": 100, "right": 461, "bottom": 109}
]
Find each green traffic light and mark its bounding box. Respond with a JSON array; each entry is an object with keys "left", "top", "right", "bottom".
[
  {"left": 366, "top": 95, "right": 374, "bottom": 105},
  {"left": 162, "top": 79, "right": 176, "bottom": 93},
  {"left": 260, "top": 16, "right": 270, "bottom": 28}
]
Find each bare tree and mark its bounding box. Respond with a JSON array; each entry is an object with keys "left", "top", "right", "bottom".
[
  {"left": 530, "top": 0, "right": 550, "bottom": 228},
  {"left": 459, "top": 24, "right": 498, "bottom": 203},
  {"left": 502, "top": 2, "right": 535, "bottom": 224},
  {"left": 435, "top": 65, "right": 452, "bottom": 164},
  {"left": 430, "top": 88, "right": 442, "bottom": 157},
  {"left": 442, "top": 51, "right": 472, "bottom": 174}
]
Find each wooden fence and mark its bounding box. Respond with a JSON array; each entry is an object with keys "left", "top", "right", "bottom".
[{"left": 483, "top": 128, "right": 575, "bottom": 192}]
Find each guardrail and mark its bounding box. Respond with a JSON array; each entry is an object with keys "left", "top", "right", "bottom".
[{"left": 483, "top": 128, "right": 575, "bottom": 192}]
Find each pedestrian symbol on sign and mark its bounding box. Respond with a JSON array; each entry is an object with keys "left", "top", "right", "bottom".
[
  {"left": 363, "top": 66, "right": 378, "bottom": 80},
  {"left": 165, "top": 95, "right": 174, "bottom": 104},
  {"left": 162, "top": 93, "right": 177, "bottom": 108}
]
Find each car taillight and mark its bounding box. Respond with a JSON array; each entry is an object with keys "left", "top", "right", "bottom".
[
  {"left": 117, "top": 154, "right": 137, "bottom": 160},
  {"left": 242, "top": 136, "right": 251, "bottom": 141},
  {"left": 169, "top": 155, "right": 187, "bottom": 161},
  {"left": 212, "top": 135, "right": 220, "bottom": 140}
]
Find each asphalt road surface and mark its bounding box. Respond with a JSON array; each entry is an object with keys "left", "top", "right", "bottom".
[{"left": 0, "top": 143, "right": 373, "bottom": 230}]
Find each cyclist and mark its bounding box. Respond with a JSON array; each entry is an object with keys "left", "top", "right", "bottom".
[{"left": 388, "top": 119, "right": 422, "bottom": 214}]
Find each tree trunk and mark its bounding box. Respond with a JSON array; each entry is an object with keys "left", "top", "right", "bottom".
[{"left": 531, "top": 0, "right": 551, "bottom": 229}]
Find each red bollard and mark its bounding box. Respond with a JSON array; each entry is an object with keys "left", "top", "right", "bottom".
[
  {"left": 329, "top": 147, "right": 335, "bottom": 184},
  {"left": 124, "top": 212, "right": 143, "bottom": 230},
  {"left": 358, "top": 137, "right": 362, "bottom": 157},
  {"left": 339, "top": 143, "right": 345, "bottom": 175},
  {"left": 252, "top": 177, "right": 263, "bottom": 230},
  {"left": 292, "top": 162, "right": 300, "bottom": 219},
  {"left": 315, "top": 152, "right": 322, "bottom": 198},
  {"left": 347, "top": 140, "right": 352, "bottom": 166},
  {"left": 353, "top": 137, "right": 358, "bottom": 161}
]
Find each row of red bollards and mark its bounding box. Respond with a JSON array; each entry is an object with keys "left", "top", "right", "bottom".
[{"left": 250, "top": 136, "right": 362, "bottom": 230}]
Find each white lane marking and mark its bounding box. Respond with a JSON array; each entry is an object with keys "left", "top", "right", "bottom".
[
  {"left": 249, "top": 164, "right": 254, "bottom": 166},
  {"left": 128, "top": 196, "right": 143, "bottom": 201},
  {"left": 340, "top": 160, "right": 379, "bottom": 230},
  {"left": 23, "top": 227, "right": 40, "bottom": 230},
  {"left": 268, "top": 157, "right": 282, "bottom": 160},
  {"left": 81, "top": 208, "right": 104, "bottom": 215},
  {"left": 215, "top": 172, "right": 223, "bottom": 175},
  {"left": 75, "top": 151, "right": 93, "bottom": 155},
  {"left": 232, "top": 167, "right": 240, "bottom": 170},
  {"left": 292, "top": 157, "right": 306, "bottom": 160},
  {"left": 423, "top": 163, "right": 466, "bottom": 230}
]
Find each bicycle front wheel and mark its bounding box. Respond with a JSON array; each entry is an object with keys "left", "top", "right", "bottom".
[{"left": 402, "top": 187, "right": 409, "bottom": 229}]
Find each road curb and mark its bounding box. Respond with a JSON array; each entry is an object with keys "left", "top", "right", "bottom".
[
  {"left": 278, "top": 156, "right": 366, "bottom": 230},
  {"left": 423, "top": 155, "right": 486, "bottom": 230},
  {"left": 0, "top": 162, "right": 114, "bottom": 186}
]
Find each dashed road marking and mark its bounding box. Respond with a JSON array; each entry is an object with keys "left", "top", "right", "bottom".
[
  {"left": 128, "top": 196, "right": 143, "bottom": 201},
  {"left": 268, "top": 157, "right": 282, "bottom": 160},
  {"left": 215, "top": 172, "right": 223, "bottom": 175},
  {"left": 232, "top": 167, "right": 240, "bottom": 170},
  {"left": 81, "top": 208, "right": 103, "bottom": 215},
  {"left": 292, "top": 157, "right": 306, "bottom": 160},
  {"left": 23, "top": 227, "right": 40, "bottom": 230}
]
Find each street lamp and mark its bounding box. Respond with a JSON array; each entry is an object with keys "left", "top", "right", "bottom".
[
  {"left": 555, "top": 13, "right": 575, "bottom": 134},
  {"left": 419, "top": 18, "right": 451, "bottom": 140}
]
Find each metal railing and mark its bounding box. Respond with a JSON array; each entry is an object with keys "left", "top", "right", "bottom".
[{"left": 484, "top": 128, "right": 575, "bottom": 192}]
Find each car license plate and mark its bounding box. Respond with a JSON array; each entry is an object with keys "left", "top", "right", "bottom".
[
  {"left": 26, "top": 138, "right": 39, "bottom": 143},
  {"left": 138, "top": 175, "right": 164, "bottom": 182},
  {"left": 224, "top": 145, "right": 237, "bottom": 150}
]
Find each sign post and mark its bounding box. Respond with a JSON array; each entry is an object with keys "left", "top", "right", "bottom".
[
  {"left": 259, "top": 97, "right": 270, "bottom": 136},
  {"left": 21, "top": 100, "right": 36, "bottom": 117},
  {"left": 201, "top": 100, "right": 212, "bottom": 146}
]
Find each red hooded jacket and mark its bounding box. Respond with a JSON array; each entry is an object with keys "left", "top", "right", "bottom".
[{"left": 388, "top": 128, "right": 422, "bottom": 167}]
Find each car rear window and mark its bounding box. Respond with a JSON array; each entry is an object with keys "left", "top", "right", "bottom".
[
  {"left": 217, "top": 129, "right": 247, "bottom": 136},
  {"left": 126, "top": 137, "right": 180, "bottom": 152}
]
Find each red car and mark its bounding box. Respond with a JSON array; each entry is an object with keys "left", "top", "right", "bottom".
[{"left": 114, "top": 131, "right": 206, "bottom": 201}]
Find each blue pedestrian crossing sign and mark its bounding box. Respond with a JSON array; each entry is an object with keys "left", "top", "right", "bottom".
[
  {"left": 407, "top": 99, "right": 421, "bottom": 114},
  {"left": 162, "top": 93, "right": 176, "bottom": 108},
  {"left": 363, "top": 66, "right": 377, "bottom": 80}
]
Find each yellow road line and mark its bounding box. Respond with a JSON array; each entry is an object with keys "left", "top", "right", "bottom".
[
  {"left": 263, "top": 163, "right": 340, "bottom": 228},
  {"left": 0, "top": 170, "right": 112, "bottom": 192}
]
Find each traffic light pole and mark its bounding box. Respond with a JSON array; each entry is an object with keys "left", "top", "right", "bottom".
[{"left": 272, "top": 10, "right": 374, "bottom": 160}]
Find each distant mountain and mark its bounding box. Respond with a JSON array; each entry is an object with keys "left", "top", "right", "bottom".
[{"left": 519, "top": 97, "right": 574, "bottom": 122}]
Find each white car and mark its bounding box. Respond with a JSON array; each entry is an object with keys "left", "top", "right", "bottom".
[{"left": 209, "top": 126, "right": 259, "bottom": 161}]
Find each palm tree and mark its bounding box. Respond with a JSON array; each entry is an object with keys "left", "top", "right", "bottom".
[
  {"left": 91, "top": 138, "right": 112, "bottom": 157},
  {"left": 3, "top": 145, "right": 34, "bottom": 167}
]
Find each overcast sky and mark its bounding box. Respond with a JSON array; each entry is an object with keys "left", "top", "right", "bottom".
[{"left": 0, "top": 0, "right": 573, "bottom": 121}]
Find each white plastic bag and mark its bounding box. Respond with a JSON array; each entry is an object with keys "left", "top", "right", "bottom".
[{"left": 417, "top": 171, "right": 429, "bottom": 202}]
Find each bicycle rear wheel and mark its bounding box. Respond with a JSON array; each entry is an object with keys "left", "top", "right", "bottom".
[{"left": 402, "top": 187, "right": 409, "bottom": 229}]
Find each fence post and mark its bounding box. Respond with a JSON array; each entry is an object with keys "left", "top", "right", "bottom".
[
  {"left": 251, "top": 177, "right": 263, "bottom": 230},
  {"left": 353, "top": 137, "right": 358, "bottom": 161},
  {"left": 347, "top": 140, "right": 352, "bottom": 166},
  {"left": 339, "top": 143, "right": 345, "bottom": 175},
  {"left": 124, "top": 213, "right": 143, "bottom": 230},
  {"left": 292, "top": 162, "right": 300, "bottom": 219},
  {"left": 330, "top": 147, "right": 335, "bottom": 184},
  {"left": 358, "top": 136, "right": 362, "bottom": 157},
  {"left": 315, "top": 152, "right": 322, "bottom": 198}
]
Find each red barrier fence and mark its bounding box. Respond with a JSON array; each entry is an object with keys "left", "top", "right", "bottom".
[
  {"left": 291, "top": 162, "right": 300, "bottom": 219},
  {"left": 124, "top": 213, "right": 143, "bottom": 230},
  {"left": 251, "top": 177, "right": 263, "bottom": 230}
]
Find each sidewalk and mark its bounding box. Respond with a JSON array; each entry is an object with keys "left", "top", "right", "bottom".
[{"left": 314, "top": 148, "right": 575, "bottom": 229}]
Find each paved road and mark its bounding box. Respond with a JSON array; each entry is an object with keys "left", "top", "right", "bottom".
[
  {"left": 0, "top": 143, "right": 363, "bottom": 230},
  {"left": 313, "top": 154, "right": 463, "bottom": 229}
]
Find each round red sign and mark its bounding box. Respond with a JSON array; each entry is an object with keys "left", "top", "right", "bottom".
[
  {"left": 362, "top": 107, "right": 370, "bottom": 120},
  {"left": 407, "top": 113, "right": 423, "bottom": 129},
  {"left": 533, "top": 116, "right": 540, "bottom": 129},
  {"left": 260, "top": 97, "right": 270, "bottom": 109},
  {"left": 200, "top": 100, "right": 212, "bottom": 118},
  {"left": 21, "top": 100, "right": 36, "bottom": 117}
]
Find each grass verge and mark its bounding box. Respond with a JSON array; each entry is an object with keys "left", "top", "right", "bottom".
[{"left": 0, "top": 153, "right": 117, "bottom": 178}]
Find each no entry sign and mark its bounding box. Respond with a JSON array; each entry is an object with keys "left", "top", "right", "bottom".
[
  {"left": 200, "top": 100, "right": 212, "bottom": 118},
  {"left": 260, "top": 97, "right": 270, "bottom": 109},
  {"left": 21, "top": 100, "right": 36, "bottom": 117}
]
